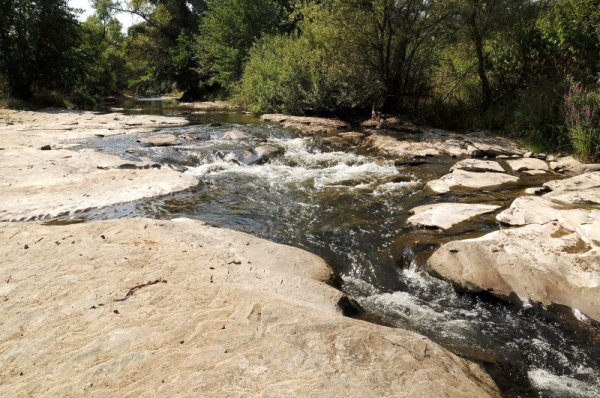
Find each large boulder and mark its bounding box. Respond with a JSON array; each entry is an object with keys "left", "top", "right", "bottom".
[
  {"left": 0, "top": 219, "right": 500, "bottom": 397},
  {"left": 407, "top": 203, "right": 500, "bottom": 230},
  {"left": 426, "top": 170, "right": 519, "bottom": 194},
  {"left": 428, "top": 222, "right": 600, "bottom": 322}
]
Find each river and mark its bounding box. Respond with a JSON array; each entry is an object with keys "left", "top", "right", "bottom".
[{"left": 51, "top": 98, "right": 600, "bottom": 397}]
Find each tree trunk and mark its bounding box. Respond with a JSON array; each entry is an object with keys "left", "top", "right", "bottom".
[{"left": 469, "top": 11, "right": 492, "bottom": 111}]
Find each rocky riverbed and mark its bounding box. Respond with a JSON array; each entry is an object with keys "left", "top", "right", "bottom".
[
  {"left": 1, "top": 105, "right": 599, "bottom": 397},
  {"left": 0, "top": 108, "right": 500, "bottom": 397}
]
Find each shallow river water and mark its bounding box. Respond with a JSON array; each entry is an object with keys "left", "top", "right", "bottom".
[{"left": 55, "top": 99, "right": 600, "bottom": 397}]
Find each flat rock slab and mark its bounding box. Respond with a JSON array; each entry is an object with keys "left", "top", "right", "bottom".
[
  {"left": 497, "top": 196, "right": 600, "bottom": 237},
  {"left": 506, "top": 158, "right": 549, "bottom": 173},
  {"left": 0, "top": 219, "right": 499, "bottom": 397},
  {"left": 0, "top": 109, "right": 188, "bottom": 149},
  {"left": 140, "top": 133, "right": 178, "bottom": 146},
  {"left": 450, "top": 159, "right": 505, "bottom": 173},
  {"left": 428, "top": 222, "right": 600, "bottom": 322},
  {"left": 407, "top": 203, "right": 500, "bottom": 230},
  {"left": 0, "top": 148, "right": 198, "bottom": 221},
  {"left": 426, "top": 170, "right": 519, "bottom": 194},
  {"left": 261, "top": 114, "right": 349, "bottom": 134},
  {"left": 362, "top": 129, "right": 527, "bottom": 160},
  {"left": 543, "top": 172, "right": 600, "bottom": 205}
]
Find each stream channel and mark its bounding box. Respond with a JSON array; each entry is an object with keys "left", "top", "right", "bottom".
[{"left": 51, "top": 98, "right": 600, "bottom": 397}]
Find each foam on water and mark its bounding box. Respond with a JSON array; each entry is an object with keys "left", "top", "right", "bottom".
[{"left": 528, "top": 369, "right": 600, "bottom": 398}]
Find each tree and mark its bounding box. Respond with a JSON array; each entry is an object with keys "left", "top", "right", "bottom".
[
  {"left": 75, "top": 15, "right": 129, "bottom": 98},
  {"left": 195, "top": 0, "right": 292, "bottom": 94},
  {"left": 0, "top": 0, "right": 80, "bottom": 99},
  {"left": 102, "top": 0, "right": 206, "bottom": 96}
]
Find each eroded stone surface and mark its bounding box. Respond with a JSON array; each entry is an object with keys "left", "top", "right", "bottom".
[
  {"left": 261, "top": 114, "right": 349, "bottom": 134},
  {"left": 428, "top": 222, "right": 600, "bottom": 321},
  {"left": 543, "top": 172, "right": 600, "bottom": 205},
  {"left": 407, "top": 203, "right": 500, "bottom": 230},
  {"left": 426, "top": 170, "right": 519, "bottom": 194},
  {"left": 506, "top": 158, "right": 549, "bottom": 173},
  {"left": 0, "top": 109, "right": 188, "bottom": 149},
  {"left": 0, "top": 219, "right": 500, "bottom": 397},
  {"left": 222, "top": 130, "right": 249, "bottom": 140},
  {"left": 140, "top": 133, "right": 178, "bottom": 146},
  {"left": 450, "top": 159, "right": 505, "bottom": 173},
  {"left": 0, "top": 148, "right": 198, "bottom": 221}
]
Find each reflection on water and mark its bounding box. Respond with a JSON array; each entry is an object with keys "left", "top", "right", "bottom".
[{"left": 61, "top": 99, "right": 600, "bottom": 397}]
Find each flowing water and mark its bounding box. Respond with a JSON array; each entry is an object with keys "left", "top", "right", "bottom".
[{"left": 55, "top": 99, "right": 600, "bottom": 397}]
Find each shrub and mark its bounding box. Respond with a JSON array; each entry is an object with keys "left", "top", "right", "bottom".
[{"left": 565, "top": 84, "right": 600, "bottom": 162}]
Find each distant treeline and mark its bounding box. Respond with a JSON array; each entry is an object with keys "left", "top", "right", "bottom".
[{"left": 0, "top": 0, "right": 598, "bottom": 159}]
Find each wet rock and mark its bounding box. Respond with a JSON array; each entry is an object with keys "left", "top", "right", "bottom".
[
  {"left": 180, "top": 133, "right": 195, "bottom": 141},
  {"left": 261, "top": 114, "right": 349, "bottom": 134},
  {"left": 222, "top": 130, "right": 249, "bottom": 140},
  {"left": 253, "top": 145, "right": 283, "bottom": 163},
  {"left": 524, "top": 186, "right": 550, "bottom": 195},
  {"left": 407, "top": 203, "right": 500, "bottom": 230},
  {"left": 506, "top": 158, "right": 549, "bottom": 173},
  {"left": 543, "top": 172, "right": 600, "bottom": 205},
  {"left": 450, "top": 159, "right": 505, "bottom": 173},
  {"left": 425, "top": 170, "right": 519, "bottom": 194},
  {"left": 140, "top": 134, "right": 178, "bottom": 147},
  {"left": 427, "top": 222, "right": 600, "bottom": 322}
]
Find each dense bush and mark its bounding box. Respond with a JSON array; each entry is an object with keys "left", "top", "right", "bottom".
[{"left": 565, "top": 85, "right": 600, "bottom": 162}]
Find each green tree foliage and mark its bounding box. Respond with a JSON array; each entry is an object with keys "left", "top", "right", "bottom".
[
  {"left": 75, "top": 15, "right": 129, "bottom": 99},
  {"left": 107, "top": 0, "right": 206, "bottom": 96},
  {"left": 195, "top": 0, "right": 292, "bottom": 94},
  {"left": 0, "top": 0, "right": 80, "bottom": 99},
  {"left": 238, "top": 0, "right": 451, "bottom": 114}
]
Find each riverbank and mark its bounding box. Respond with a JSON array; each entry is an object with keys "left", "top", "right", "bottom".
[{"left": 0, "top": 108, "right": 500, "bottom": 396}]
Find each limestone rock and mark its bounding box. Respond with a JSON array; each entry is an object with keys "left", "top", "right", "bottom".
[
  {"left": 426, "top": 170, "right": 519, "bottom": 194},
  {"left": 543, "top": 172, "right": 600, "bottom": 205},
  {"left": 222, "top": 130, "right": 249, "bottom": 140},
  {"left": 506, "top": 158, "right": 549, "bottom": 173},
  {"left": 496, "top": 196, "right": 600, "bottom": 234},
  {"left": 548, "top": 156, "right": 600, "bottom": 174},
  {"left": 140, "top": 133, "right": 178, "bottom": 147},
  {"left": 428, "top": 222, "right": 600, "bottom": 321},
  {"left": 450, "top": 159, "right": 505, "bottom": 173},
  {"left": 179, "top": 101, "right": 241, "bottom": 111},
  {"left": 0, "top": 219, "right": 500, "bottom": 397},
  {"left": 254, "top": 145, "right": 284, "bottom": 162},
  {"left": 0, "top": 110, "right": 188, "bottom": 150},
  {"left": 261, "top": 114, "right": 349, "bottom": 134},
  {"left": 407, "top": 203, "right": 500, "bottom": 230},
  {"left": 364, "top": 133, "right": 441, "bottom": 158}
]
